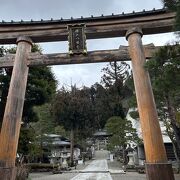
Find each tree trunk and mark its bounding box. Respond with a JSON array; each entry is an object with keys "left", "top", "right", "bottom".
[
  {"left": 114, "top": 61, "right": 118, "bottom": 82},
  {"left": 122, "top": 145, "right": 127, "bottom": 165},
  {"left": 166, "top": 95, "right": 180, "bottom": 150},
  {"left": 70, "top": 128, "right": 74, "bottom": 167}
]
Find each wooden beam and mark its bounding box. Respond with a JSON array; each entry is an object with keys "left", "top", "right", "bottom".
[
  {"left": 0, "top": 44, "right": 158, "bottom": 68},
  {"left": 0, "top": 9, "right": 175, "bottom": 44}
]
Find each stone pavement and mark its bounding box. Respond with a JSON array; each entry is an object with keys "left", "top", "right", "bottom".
[
  {"left": 29, "top": 150, "right": 180, "bottom": 180},
  {"left": 30, "top": 172, "right": 76, "bottom": 180},
  {"left": 107, "top": 157, "right": 125, "bottom": 174},
  {"left": 111, "top": 172, "right": 180, "bottom": 180},
  {"left": 29, "top": 161, "right": 91, "bottom": 180},
  {"left": 107, "top": 158, "right": 180, "bottom": 180},
  {"left": 70, "top": 159, "right": 112, "bottom": 180}
]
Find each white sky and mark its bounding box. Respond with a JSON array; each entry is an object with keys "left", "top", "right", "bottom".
[{"left": 0, "top": 0, "right": 177, "bottom": 89}]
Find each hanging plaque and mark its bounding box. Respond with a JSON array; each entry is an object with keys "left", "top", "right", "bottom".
[{"left": 68, "top": 24, "right": 87, "bottom": 55}]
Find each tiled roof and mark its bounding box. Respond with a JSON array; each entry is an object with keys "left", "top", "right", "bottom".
[{"left": 0, "top": 8, "right": 168, "bottom": 25}]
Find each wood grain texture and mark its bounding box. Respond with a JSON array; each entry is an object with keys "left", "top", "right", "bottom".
[
  {"left": 0, "top": 37, "right": 32, "bottom": 180},
  {"left": 0, "top": 10, "right": 175, "bottom": 44},
  {"left": 126, "top": 31, "right": 167, "bottom": 163},
  {"left": 145, "top": 163, "right": 175, "bottom": 180},
  {"left": 0, "top": 44, "right": 158, "bottom": 68},
  {"left": 0, "top": 167, "right": 17, "bottom": 180},
  {"left": 127, "top": 29, "right": 175, "bottom": 180}
]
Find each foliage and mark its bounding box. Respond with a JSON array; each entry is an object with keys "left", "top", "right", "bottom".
[
  {"left": 27, "top": 103, "right": 58, "bottom": 161},
  {"left": 18, "top": 127, "right": 37, "bottom": 156},
  {"left": 0, "top": 45, "right": 57, "bottom": 158},
  {"left": 129, "top": 110, "right": 139, "bottom": 119},
  {"left": 27, "top": 163, "right": 57, "bottom": 170},
  {"left": 52, "top": 86, "right": 95, "bottom": 137},
  {"left": 54, "top": 125, "right": 70, "bottom": 138},
  {"left": 101, "top": 61, "right": 133, "bottom": 118},
  {"left": 51, "top": 85, "right": 97, "bottom": 166},
  {"left": 145, "top": 44, "right": 179, "bottom": 93},
  {"left": 31, "top": 104, "right": 55, "bottom": 135},
  {"left": 15, "top": 163, "right": 29, "bottom": 180},
  {"left": 101, "top": 61, "right": 130, "bottom": 88},
  {"left": 177, "top": 112, "right": 180, "bottom": 126},
  {"left": 105, "top": 116, "right": 140, "bottom": 151},
  {"left": 0, "top": 47, "right": 12, "bottom": 124},
  {"left": 145, "top": 43, "right": 180, "bottom": 149},
  {"left": 89, "top": 83, "right": 114, "bottom": 128},
  {"left": 23, "top": 66, "right": 57, "bottom": 124},
  {"left": 145, "top": 44, "right": 180, "bottom": 115},
  {"left": 0, "top": 45, "right": 57, "bottom": 125}
]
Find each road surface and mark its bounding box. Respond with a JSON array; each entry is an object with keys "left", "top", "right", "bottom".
[
  {"left": 30, "top": 150, "right": 180, "bottom": 180},
  {"left": 71, "top": 159, "right": 112, "bottom": 180}
]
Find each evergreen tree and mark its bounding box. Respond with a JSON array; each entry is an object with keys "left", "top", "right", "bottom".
[
  {"left": 89, "top": 83, "right": 113, "bottom": 128},
  {"left": 0, "top": 45, "right": 57, "bottom": 125},
  {"left": 101, "top": 61, "right": 132, "bottom": 118},
  {"left": 51, "top": 86, "right": 96, "bottom": 166},
  {"left": 146, "top": 43, "right": 180, "bottom": 151},
  {"left": 0, "top": 45, "right": 57, "bottom": 157},
  {"left": 105, "top": 116, "right": 140, "bottom": 164}
]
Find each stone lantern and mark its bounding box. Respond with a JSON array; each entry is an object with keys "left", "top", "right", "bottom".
[{"left": 126, "top": 145, "right": 135, "bottom": 167}]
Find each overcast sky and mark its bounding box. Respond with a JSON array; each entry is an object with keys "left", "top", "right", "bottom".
[{"left": 0, "top": 0, "right": 176, "bottom": 89}]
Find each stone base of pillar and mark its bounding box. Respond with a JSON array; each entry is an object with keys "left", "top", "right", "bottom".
[
  {"left": 145, "top": 163, "right": 174, "bottom": 180},
  {"left": 0, "top": 167, "right": 16, "bottom": 180}
]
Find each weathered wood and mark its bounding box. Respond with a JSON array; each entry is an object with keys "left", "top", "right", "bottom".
[
  {"left": 145, "top": 163, "right": 174, "bottom": 180},
  {"left": 0, "top": 167, "right": 17, "bottom": 180},
  {"left": 126, "top": 27, "right": 175, "bottom": 180},
  {"left": 0, "top": 9, "right": 175, "bottom": 44},
  {"left": 0, "top": 36, "right": 32, "bottom": 180},
  {"left": 0, "top": 44, "right": 158, "bottom": 68},
  {"left": 0, "top": 54, "right": 18, "bottom": 68}
]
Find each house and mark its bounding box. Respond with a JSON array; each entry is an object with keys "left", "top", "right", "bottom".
[{"left": 126, "top": 109, "right": 180, "bottom": 167}]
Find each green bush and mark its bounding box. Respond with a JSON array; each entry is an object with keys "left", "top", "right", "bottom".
[{"left": 27, "top": 163, "right": 58, "bottom": 172}]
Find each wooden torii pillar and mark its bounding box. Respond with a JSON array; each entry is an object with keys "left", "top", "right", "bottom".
[
  {"left": 0, "top": 36, "right": 32, "bottom": 180},
  {"left": 126, "top": 27, "right": 174, "bottom": 180}
]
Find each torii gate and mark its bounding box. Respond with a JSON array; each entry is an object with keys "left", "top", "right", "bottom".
[{"left": 0, "top": 8, "right": 176, "bottom": 180}]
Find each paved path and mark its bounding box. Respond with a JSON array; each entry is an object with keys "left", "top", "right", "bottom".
[
  {"left": 30, "top": 150, "right": 180, "bottom": 180},
  {"left": 70, "top": 159, "right": 112, "bottom": 180}
]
